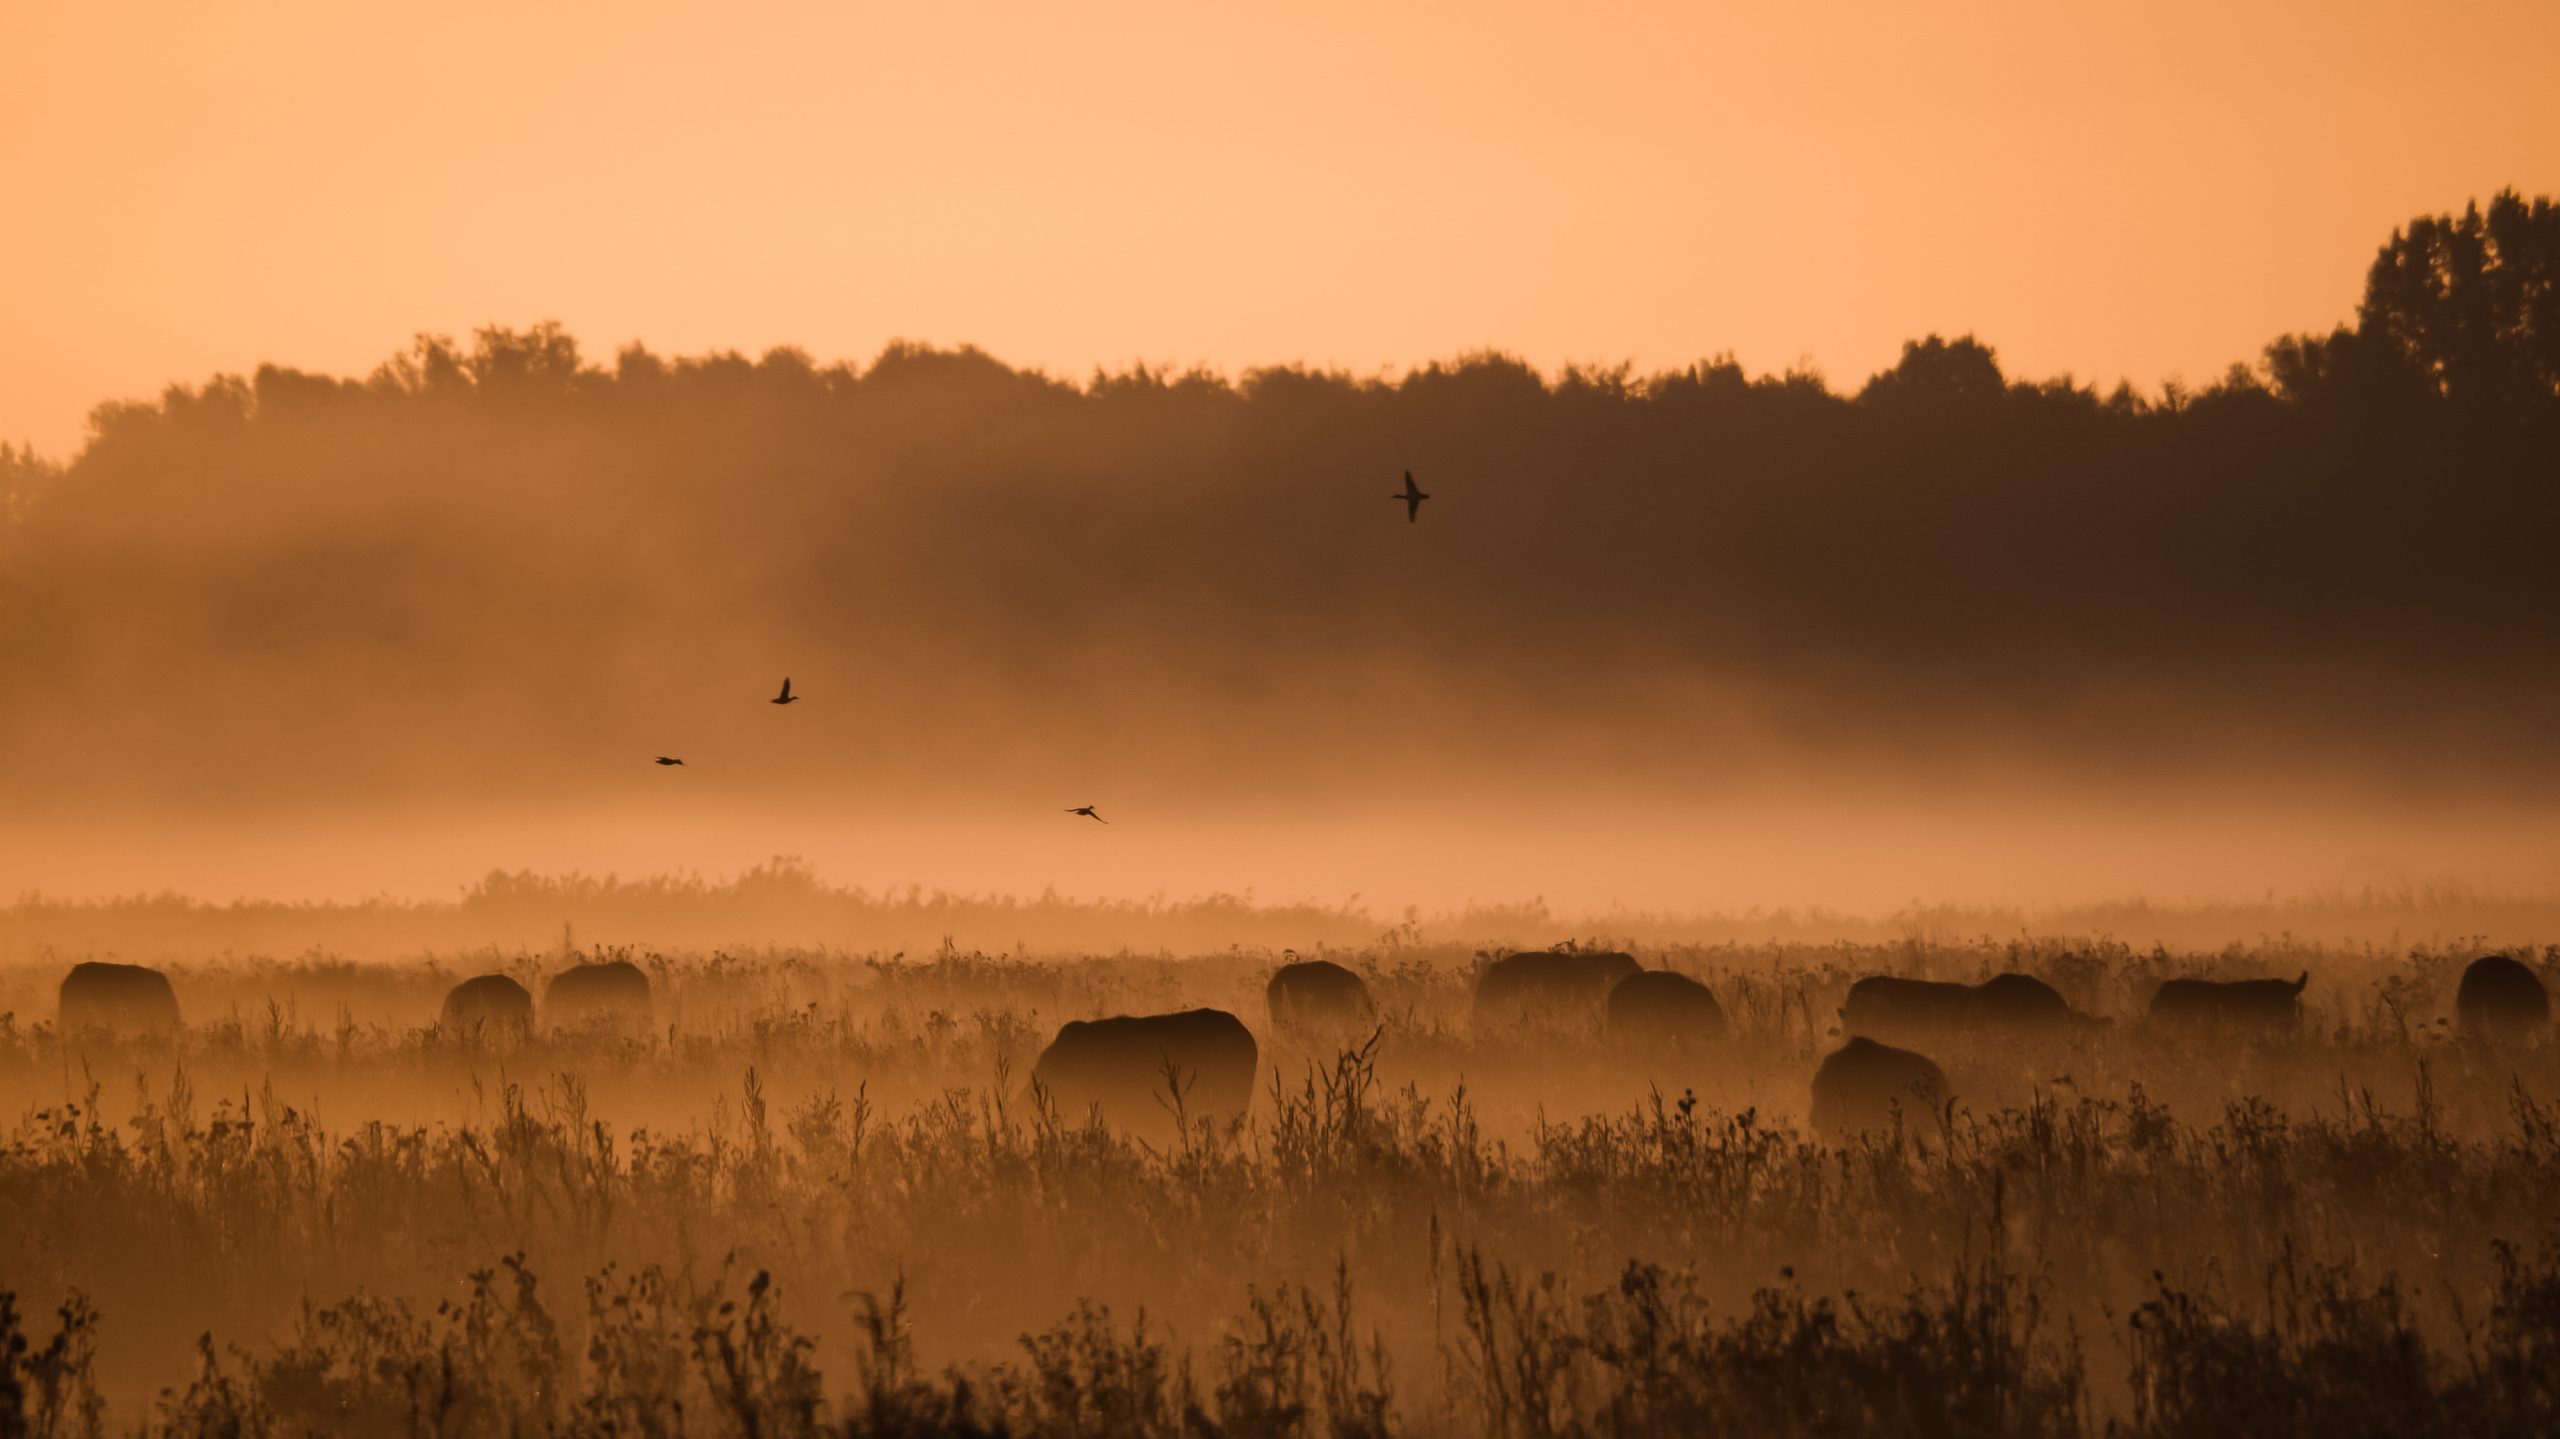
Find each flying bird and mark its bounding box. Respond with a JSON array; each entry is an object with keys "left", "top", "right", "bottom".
[
  {"left": 771, "top": 678, "right": 798, "bottom": 705},
  {"left": 1066, "top": 805, "right": 1108, "bottom": 824},
  {"left": 655, "top": 756, "right": 685, "bottom": 766},
  {"left": 1394, "top": 471, "right": 1430, "bottom": 523}
]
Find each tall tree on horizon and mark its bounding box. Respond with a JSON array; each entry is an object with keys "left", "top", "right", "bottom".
[{"left": 2354, "top": 190, "right": 2559, "bottom": 412}]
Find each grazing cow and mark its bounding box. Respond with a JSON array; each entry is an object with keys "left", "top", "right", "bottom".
[
  {"left": 2147, "top": 972, "right": 2307, "bottom": 1029},
  {"left": 440, "top": 974, "right": 534, "bottom": 1037},
  {"left": 1473, "top": 950, "right": 1643, "bottom": 1032},
  {"left": 1032, "top": 1008, "right": 1258, "bottom": 1126},
  {"left": 2456, "top": 955, "right": 2550, "bottom": 1040},
  {"left": 1265, "top": 959, "right": 1373, "bottom": 1032},
  {"left": 1604, "top": 971, "right": 1727, "bottom": 1049},
  {"left": 1965, "top": 973, "right": 2072, "bottom": 1027},
  {"left": 1810, "top": 1037, "right": 1948, "bottom": 1136},
  {"left": 58, "top": 961, "right": 182, "bottom": 1035},
  {"left": 1844, "top": 973, "right": 2072, "bottom": 1041},
  {"left": 546, "top": 960, "right": 653, "bottom": 1032},
  {"left": 1842, "top": 977, "right": 1973, "bottom": 1036}
]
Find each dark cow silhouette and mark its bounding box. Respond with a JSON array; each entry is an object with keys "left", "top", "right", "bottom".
[
  {"left": 546, "top": 960, "right": 653, "bottom": 1032},
  {"left": 440, "top": 974, "right": 534, "bottom": 1036},
  {"left": 1604, "top": 971, "right": 1727, "bottom": 1049},
  {"left": 1032, "top": 1009, "right": 1258, "bottom": 1126},
  {"left": 58, "top": 961, "right": 181, "bottom": 1034},
  {"left": 1843, "top": 973, "right": 2071, "bottom": 1040},
  {"left": 1811, "top": 1036, "right": 1948, "bottom": 1135},
  {"left": 2148, "top": 972, "right": 2307, "bottom": 1029},
  {"left": 1266, "top": 959, "right": 1372, "bottom": 1032},
  {"left": 2456, "top": 955, "right": 2550, "bottom": 1040},
  {"left": 1842, "top": 977, "right": 1973, "bottom": 1035},
  {"left": 1965, "top": 973, "right": 2072, "bottom": 1026},
  {"left": 1474, "top": 950, "right": 1643, "bottom": 1032}
]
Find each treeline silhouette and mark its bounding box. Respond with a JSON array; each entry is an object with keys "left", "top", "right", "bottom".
[{"left": 1, "top": 193, "right": 2554, "bottom": 807}]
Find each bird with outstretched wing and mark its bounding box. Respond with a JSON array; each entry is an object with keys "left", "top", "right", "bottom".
[{"left": 1394, "top": 471, "right": 1430, "bottom": 523}]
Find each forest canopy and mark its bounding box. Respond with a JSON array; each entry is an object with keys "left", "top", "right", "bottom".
[{"left": 1, "top": 193, "right": 2554, "bottom": 812}]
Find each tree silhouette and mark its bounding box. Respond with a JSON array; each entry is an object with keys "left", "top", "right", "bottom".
[
  {"left": 0, "top": 443, "right": 57, "bottom": 525},
  {"left": 2346, "top": 190, "right": 2560, "bottom": 412},
  {"left": 1858, "top": 334, "right": 2006, "bottom": 407},
  {"left": 0, "top": 195, "right": 2554, "bottom": 808}
]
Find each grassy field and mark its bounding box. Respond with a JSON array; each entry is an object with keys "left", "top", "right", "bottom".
[{"left": 3, "top": 931, "right": 2557, "bottom": 1436}]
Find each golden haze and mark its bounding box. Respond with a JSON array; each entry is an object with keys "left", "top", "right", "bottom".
[{"left": 6, "top": 0, "right": 2558, "bottom": 456}]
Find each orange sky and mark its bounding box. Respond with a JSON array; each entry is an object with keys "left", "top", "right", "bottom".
[{"left": 4, "top": 0, "right": 2555, "bottom": 459}]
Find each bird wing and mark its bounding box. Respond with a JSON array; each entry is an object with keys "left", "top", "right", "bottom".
[{"left": 779, "top": 678, "right": 792, "bottom": 700}]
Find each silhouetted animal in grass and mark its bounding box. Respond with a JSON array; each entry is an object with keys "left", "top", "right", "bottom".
[
  {"left": 1265, "top": 959, "right": 1372, "bottom": 1032},
  {"left": 771, "top": 678, "right": 798, "bottom": 705},
  {"left": 1394, "top": 470, "right": 1429, "bottom": 523},
  {"left": 440, "top": 974, "right": 534, "bottom": 1037},
  {"left": 1841, "top": 977, "right": 1972, "bottom": 1036},
  {"left": 1473, "top": 950, "right": 1643, "bottom": 1033},
  {"left": 1966, "top": 973, "right": 2072, "bottom": 1026},
  {"left": 58, "top": 961, "right": 181, "bottom": 1035},
  {"left": 2456, "top": 955, "right": 2550, "bottom": 1040},
  {"left": 2147, "top": 972, "right": 2307, "bottom": 1030},
  {"left": 1811, "top": 1036, "right": 1948, "bottom": 1136},
  {"left": 1604, "top": 970, "right": 1727, "bottom": 1049},
  {"left": 546, "top": 960, "right": 653, "bottom": 1032},
  {"left": 1843, "top": 973, "right": 2072, "bottom": 1041},
  {"left": 1032, "top": 1009, "right": 1258, "bottom": 1126}
]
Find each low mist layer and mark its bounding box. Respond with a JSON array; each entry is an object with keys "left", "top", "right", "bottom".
[
  {"left": 7, "top": 856, "right": 2560, "bottom": 964},
  {"left": 1, "top": 195, "right": 2554, "bottom": 905}
]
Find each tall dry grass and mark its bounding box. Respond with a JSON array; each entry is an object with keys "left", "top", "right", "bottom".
[
  {"left": 10, "top": 859, "right": 2560, "bottom": 962},
  {"left": 1, "top": 936, "right": 2556, "bottom": 1435}
]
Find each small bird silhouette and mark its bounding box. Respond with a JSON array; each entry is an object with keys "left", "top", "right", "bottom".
[
  {"left": 1394, "top": 470, "right": 1430, "bottom": 523},
  {"left": 1066, "top": 805, "right": 1108, "bottom": 824},
  {"left": 655, "top": 756, "right": 685, "bottom": 766},
  {"left": 771, "top": 678, "right": 798, "bottom": 705}
]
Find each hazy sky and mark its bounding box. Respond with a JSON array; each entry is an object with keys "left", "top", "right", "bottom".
[{"left": 5, "top": 0, "right": 2555, "bottom": 457}]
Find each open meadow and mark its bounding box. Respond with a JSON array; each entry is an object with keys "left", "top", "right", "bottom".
[
  {"left": 5, "top": 23, "right": 2558, "bottom": 1429},
  {"left": 5, "top": 890, "right": 2558, "bottom": 1437}
]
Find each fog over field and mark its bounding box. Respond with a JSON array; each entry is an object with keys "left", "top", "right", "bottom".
[
  {"left": 6, "top": 797, "right": 2560, "bottom": 940},
  {"left": 15, "top": 0, "right": 2560, "bottom": 1430},
  {"left": 3, "top": 137, "right": 2559, "bottom": 1428},
  {"left": 3, "top": 195, "right": 2556, "bottom": 921}
]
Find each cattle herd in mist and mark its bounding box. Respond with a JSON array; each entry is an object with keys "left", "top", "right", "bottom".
[{"left": 49, "top": 948, "right": 2555, "bottom": 1137}]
